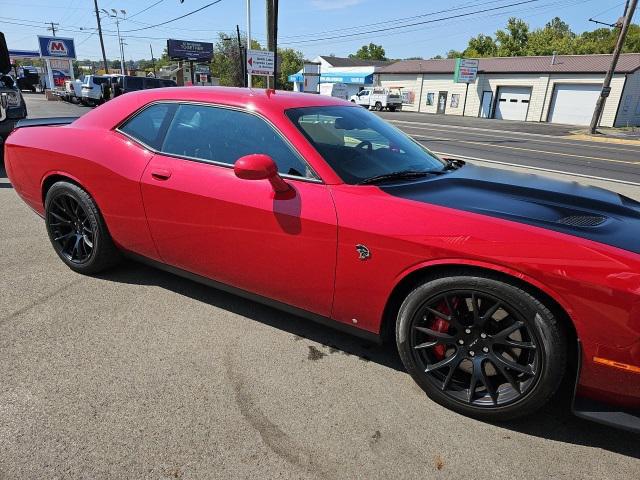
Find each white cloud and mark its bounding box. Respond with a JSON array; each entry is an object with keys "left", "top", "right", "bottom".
[{"left": 311, "top": 0, "right": 364, "bottom": 10}]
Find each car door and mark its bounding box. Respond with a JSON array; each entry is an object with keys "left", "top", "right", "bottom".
[{"left": 140, "top": 102, "right": 338, "bottom": 317}]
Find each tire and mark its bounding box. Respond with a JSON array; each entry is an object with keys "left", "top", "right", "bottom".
[
  {"left": 350, "top": 99, "right": 356, "bottom": 103},
  {"left": 396, "top": 272, "right": 567, "bottom": 421},
  {"left": 388, "top": 106, "right": 396, "bottom": 112},
  {"left": 374, "top": 102, "right": 383, "bottom": 111},
  {"left": 45, "top": 181, "right": 120, "bottom": 274}
]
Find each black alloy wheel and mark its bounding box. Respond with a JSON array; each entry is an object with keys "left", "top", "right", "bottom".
[
  {"left": 45, "top": 181, "right": 120, "bottom": 274},
  {"left": 409, "top": 290, "right": 540, "bottom": 407},
  {"left": 397, "top": 274, "right": 567, "bottom": 421},
  {"left": 48, "top": 192, "right": 95, "bottom": 264}
]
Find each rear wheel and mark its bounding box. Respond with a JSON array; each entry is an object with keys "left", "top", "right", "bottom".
[
  {"left": 374, "top": 101, "right": 383, "bottom": 111},
  {"left": 45, "top": 181, "right": 120, "bottom": 274},
  {"left": 396, "top": 274, "right": 567, "bottom": 421},
  {"left": 388, "top": 106, "right": 396, "bottom": 112}
]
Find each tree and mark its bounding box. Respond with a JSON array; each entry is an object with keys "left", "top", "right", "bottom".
[
  {"left": 495, "top": 17, "right": 530, "bottom": 56},
  {"left": 526, "top": 17, "right": 575, "bottom": 55},
  {"left": 464, "top": 33, "right": 497, "bottom": 57},
  {"left": 446, "top": 49, "right": 464, "bottom": 59},
  {"left": 350, "top": 43, "right": 387, "bottom": 60},
  {"left": 277, "top": 48, "right": 304, "bottom": 90}
]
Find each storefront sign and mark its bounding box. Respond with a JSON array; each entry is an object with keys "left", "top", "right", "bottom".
[
  {"left": 454, "top": 58, "right": 479, "bottom": 83},
  {"left": 38, "top": 36, "right": 76, "bottom": 59}
]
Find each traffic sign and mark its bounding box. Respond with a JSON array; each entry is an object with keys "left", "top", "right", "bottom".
[{"left": 247, "top": 49, "right": 274, "bottom": 76}]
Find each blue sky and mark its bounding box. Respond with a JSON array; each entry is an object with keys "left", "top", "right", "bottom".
[{"left": 0, "top": 0, "right": 631, "bottom": 62}]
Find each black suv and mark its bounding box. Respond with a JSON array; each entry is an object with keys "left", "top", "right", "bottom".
[
  {"left": 113, "top": 75, "right": 176, "bottom": 97},
  {"left": 1, "top": 33, "right": 28, "bottom": 161}
]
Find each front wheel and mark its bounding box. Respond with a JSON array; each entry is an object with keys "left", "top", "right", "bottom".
[
  {"left": 45, "top": 181, "right": 120, "bottom": 274},
  {"left": 396, "top": 273, "right": 567, "bottom": 421}
]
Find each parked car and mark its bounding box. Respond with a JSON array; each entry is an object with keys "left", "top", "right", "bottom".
[
  {"left": 80, "top": 74, "right": 110, "bottom": 106},
  {"left": 350, "top": 87, "right": 402, "bottom": 111},
  {"left": 112, "top": 75, "right": 176, "bottom": 97},
  {"left": 62, "top": 79, "right": 83, "bottom": 103},
  {"left": 4, "top": 87, "right": 640, "bottom": 433},
  {"left": 0, "top": 33, "right": 27, "bottom": 160},
  {"left": 15, "top": 65, "right": 39, "bottom": 92}
]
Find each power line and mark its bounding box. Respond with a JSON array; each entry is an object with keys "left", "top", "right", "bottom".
[
  {"left": 128, "top": 0, "right": 167, "bottom": 20},
  {"left": 121, "top": 0, "right": 225, "bottom": 33},
  {"left": 282, "top": 0, "right": 544, "bottom": 45}
]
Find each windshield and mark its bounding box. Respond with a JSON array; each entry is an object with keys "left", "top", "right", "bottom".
[{"left": 286, "top": 105, "right": 444, "bottom": 184}]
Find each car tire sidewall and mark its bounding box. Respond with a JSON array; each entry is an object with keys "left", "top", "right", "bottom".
[
  {"left": 45, "top": 182, "right": 107, "bottom": 273},
  {"left": 396, "top": 275, "right": 567, "bottom": 421}
]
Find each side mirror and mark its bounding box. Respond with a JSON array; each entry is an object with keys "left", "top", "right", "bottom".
[
  {"left": 0, "top": 32, "right": 11, "bottom": 75},
  {"left": 234, "top": 154, "right": 290, "bottom": 193}
]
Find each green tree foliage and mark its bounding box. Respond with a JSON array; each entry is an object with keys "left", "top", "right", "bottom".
[
  {"left": 350, "top": 43, "right": 387, "bottom": 60},
  {"left": 441, "top": 16, "right": 640, "bottom": 59},
  {"left": 277, "top": 48, "right": 304, "bottom": 90},
  {"left": 463, "top": 34, "right": 497, "bottom": 57},
  {"left": 495, "top": 17, "right": 530, "bottom": 56}
]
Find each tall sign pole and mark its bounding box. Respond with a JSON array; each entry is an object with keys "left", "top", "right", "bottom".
[
  {"left": 93, "top": 0, "right": 109, "bottom": 73},
  {"left": 246, "top": 0, "right": 252, "bottom": 88},
  {"left": 589, "top": 0, "right": 637, "bottom": 134},
  {"left": 273, "top": 0, "right": 279, "bottom": 90}
]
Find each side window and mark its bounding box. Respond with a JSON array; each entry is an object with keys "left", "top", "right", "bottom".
[
  {"left": 160, "top": 104, "right": 315, "bottom": 179},
  {"left": 119, "top": 103, "right": 175, "bottom": 150}
]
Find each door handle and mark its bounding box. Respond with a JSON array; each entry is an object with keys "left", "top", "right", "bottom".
[{"left": 151, "top": 169, "right": 172, "bottom": 180}]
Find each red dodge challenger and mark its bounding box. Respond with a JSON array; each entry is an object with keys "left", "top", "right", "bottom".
[{"left": 4, "top": 87, "right": 640, "bottom": 431}]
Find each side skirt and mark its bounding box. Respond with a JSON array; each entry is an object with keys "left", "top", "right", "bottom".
[{"left": 123, "top": 251, "right": 382, "bottom": 345}]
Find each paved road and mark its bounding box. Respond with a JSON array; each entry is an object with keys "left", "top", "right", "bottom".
[
  {"left": 380, "top": 111, "right": 640, "bottom": 193},
  {"left": 0, "top": 96, "right": 638, "bottom": 479}
]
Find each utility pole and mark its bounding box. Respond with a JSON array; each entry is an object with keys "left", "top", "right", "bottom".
[
  {"left": 236, "top": 24, "right": 246, "bottom": 87},
  {"left": 47, "top": 22, "right": 59, "bottom": 36},
  {"left": 93, "top": 0, "right": 109, "bottom": 74},
  {"left": 246, "top": 0, "right": 252, "bottom": 88},
  {"left": 590, "top": 0, "right": 637, "bottom": 134},
  {"left": 150, "top": 44, "right": 156, "bottom": 76}
]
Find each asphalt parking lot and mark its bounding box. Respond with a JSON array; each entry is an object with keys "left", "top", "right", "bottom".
[{"left": 1, "top": 95, "right": 639, "bottom": 479}]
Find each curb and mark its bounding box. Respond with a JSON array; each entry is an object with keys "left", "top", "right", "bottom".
[{"left": 567, "top": 133, "right": 640, "bottom": 146}]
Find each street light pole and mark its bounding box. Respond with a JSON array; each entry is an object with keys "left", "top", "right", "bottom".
[
  {"left": 589, "top": 0, "right": 637, "bottom": 134},
  {"left": 102, "top": 8, "right": 127, "bottom": 75}
]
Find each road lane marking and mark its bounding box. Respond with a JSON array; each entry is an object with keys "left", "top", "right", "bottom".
[
  {"left": 409, "top": 133, "right": 640, "bottom": 165},
  {"left": 392, "top": 120, "right": 640, "bottom": 154},
  {"left": 431, "top": 151, "right": 640, "bottom": 187}
]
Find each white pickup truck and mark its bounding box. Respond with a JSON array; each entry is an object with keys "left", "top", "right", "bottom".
[{"left": 349, "top": 88, "right": 402, "bottom": 111}]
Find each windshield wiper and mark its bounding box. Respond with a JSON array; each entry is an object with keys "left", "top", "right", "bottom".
[{"left": 358, "top": 169, "right": 446, "bottom": 185}]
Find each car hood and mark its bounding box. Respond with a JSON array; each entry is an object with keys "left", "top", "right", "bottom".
[{"left": 379, "top": 164, "right": 640, "bottom": 255}]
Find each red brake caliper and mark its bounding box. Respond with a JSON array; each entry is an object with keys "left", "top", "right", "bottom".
[{"left": 429, "top": 299, "right": 454, "bottom": 359}]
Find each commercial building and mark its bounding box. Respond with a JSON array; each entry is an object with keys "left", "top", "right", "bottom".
[
  {"left": 375, "top": 53, "right": 640, "bottom": 127},
  {"left": 289, "top": 55, "right": 390, "bottom": 98}
]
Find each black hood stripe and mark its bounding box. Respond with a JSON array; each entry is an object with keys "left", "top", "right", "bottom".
[{"left": 380, "top": 164, "right": 640, "bottom": 255}]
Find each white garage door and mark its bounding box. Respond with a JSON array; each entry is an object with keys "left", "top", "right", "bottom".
[
  {"left": 548, "top": 84, "right": 601, "bottom": 126},
  {"left": 494, "top": 86, "right": 531, "bottom": 121}
]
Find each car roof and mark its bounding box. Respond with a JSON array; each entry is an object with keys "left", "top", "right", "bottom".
[{"left": 74, "top": 86, "right": 353, "bottom": 130}]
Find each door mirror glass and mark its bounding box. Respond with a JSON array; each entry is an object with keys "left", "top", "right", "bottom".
[{"left": 0, "top": 32, "right": 11, "bottom": 75}]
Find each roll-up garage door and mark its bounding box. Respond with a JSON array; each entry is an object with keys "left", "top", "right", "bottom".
[
  {"left": 548, "top": 84, "right": 601, "bottom": 126},
  {"left": 494, "top": 86, "right": 532, "bottom": 121}
]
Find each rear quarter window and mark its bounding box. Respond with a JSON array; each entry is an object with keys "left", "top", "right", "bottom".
[{"left": 118, "top": 103, "right": 175, "bottom": 150}]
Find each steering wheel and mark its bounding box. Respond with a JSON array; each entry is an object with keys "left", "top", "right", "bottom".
[{"left": 355, "top": 140, "right": 373, "bottom": 152}]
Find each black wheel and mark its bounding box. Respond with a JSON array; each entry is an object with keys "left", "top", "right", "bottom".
[
  {"left": 388, "top": 106, "right": 396, "bottom": 112},
  {"left": 396, "top": 273, "right": 567, "bottom": 421},
  {"left": 45, "top": 181, "right": 120, "bottom": 274},
  {"left": 374, "top": 101, "right": 383, "bottom": 111}
]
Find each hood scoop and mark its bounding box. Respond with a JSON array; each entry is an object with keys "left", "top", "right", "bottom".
[{"left": 557, "top": 215, "right": 607, "bottom": 227}]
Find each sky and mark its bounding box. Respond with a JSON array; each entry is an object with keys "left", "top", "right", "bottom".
[{"left": 0, "top": 0, "right": 632, "bottom": 62}]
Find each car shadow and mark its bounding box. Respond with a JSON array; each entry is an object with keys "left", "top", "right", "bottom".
[{"left": 99, "top": 261, "right": 640, "bottom": 457}]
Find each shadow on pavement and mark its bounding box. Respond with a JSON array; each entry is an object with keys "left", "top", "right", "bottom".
[{"left": 99, "top": 260, "right": 640, "bottom": 458}]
